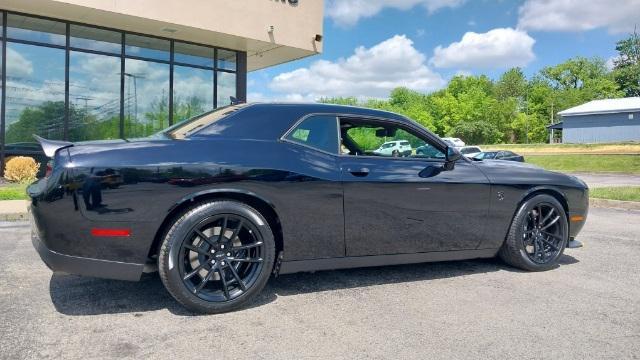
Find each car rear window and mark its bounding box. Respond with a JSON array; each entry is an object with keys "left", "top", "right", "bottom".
[
  {"left": 285, "top": 115, "right": 339, "bottom": 154},
  {"left": 163, "top": 104, "right": 250, "bottom": 139}
]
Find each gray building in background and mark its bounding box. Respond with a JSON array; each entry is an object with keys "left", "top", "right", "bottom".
[{"left": 555, "top": 97, "right": 640, "bottom": 143}]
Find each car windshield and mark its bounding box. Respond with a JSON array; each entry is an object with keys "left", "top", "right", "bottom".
[{"left": 158, "top": 104, "right": 250, "bottom": 140}]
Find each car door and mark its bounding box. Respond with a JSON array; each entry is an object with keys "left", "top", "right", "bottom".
[{"left": 339, "top": 117, "right": 491, "bottom": 257}]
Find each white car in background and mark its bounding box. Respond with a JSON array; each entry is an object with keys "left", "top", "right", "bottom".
[
  {"left": 458, "top": 146, "right": 483, "bottom": 158},
  {"left": 442, "top": 137, "right": 465, "bottom": 147},
  {"left": 373, "top": 140, "right": 412, "bottom": 157}
]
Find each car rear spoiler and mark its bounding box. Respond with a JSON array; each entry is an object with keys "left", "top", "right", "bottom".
[{"left": 33, "top": 134, "right": 73, "bottom": 157}]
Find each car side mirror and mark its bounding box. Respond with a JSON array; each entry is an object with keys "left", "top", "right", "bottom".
[{"left": 444, "top": 146, "right": 462, "bottom": 171}]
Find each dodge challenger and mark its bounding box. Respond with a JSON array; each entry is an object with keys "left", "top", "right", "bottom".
[{"left": 28, "top": 103, "right": 588, "bottom": 313}]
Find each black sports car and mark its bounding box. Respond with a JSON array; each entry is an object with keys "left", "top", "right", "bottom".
[{"left": 29, "top": 103, "right": 588, "bottom": 313}]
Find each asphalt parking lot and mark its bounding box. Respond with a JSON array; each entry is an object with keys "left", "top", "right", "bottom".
[{"left": 1, "top": 207, "right": 639, "bottom": 359}]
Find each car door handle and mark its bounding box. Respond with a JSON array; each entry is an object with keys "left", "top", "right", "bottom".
[{"left": 348, "top": 167, "right": 370, "bottom": 177}]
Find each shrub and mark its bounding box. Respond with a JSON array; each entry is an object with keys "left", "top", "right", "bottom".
[{"left": 4, "top": 156, "right": 40, "bottom": 183}]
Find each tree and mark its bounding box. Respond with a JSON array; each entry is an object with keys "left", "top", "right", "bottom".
[
  {"left": 495, "top": 68, "right": 527, "bottom": 101},
  {"left": 540, "top": 57, "right": 609, "bottom": 90},
  {"left": 5, "top": 101, "right": 66, "bottom": 143},
  {"left": 318, "top": 96, "right": 358, "bottom": 106},
  {"left": 613, "top": 30, "right": 640, "bottom": 96},
  {"left": 173, "top": 96, "right": 207, "bottom": 122},
  {"left": 539, "top": 57, "right": 623, "bottom": 116}
]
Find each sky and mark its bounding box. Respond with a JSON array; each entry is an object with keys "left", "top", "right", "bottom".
[{"left": 247, "top": 0, "right": 640, "bottom": 102}]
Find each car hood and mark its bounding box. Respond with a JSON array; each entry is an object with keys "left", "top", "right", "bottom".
[{"left": 472, "top": 159, "right": 587, "bottom": 189}]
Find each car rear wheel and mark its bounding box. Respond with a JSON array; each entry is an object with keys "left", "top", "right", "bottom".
[
  {"left": 499, "top": 194, "right": 568, "bottom": 271},
  {"left": 158, "top": 200, "right": 275, "bottom": 313}
]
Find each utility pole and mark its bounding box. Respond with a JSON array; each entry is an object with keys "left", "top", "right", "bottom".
[
  {"left": 525, "top": 90, "right": 529, "bottom": 144},
  {"left": 549, "top": 101, "right": 554, "bottom": 144},
  {"left": 123, "top": 73, "right": 144, "bottom": 122},
  {"left": 123, "top": 73, "right": 145, "bottom": 136}
]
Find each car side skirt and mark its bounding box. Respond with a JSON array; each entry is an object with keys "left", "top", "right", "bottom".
[{"left": 278, "top": 248, "right": 499, "bottom": 275}]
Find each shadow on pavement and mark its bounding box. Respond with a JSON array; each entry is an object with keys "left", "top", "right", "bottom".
[{"left": 50, "top": 254, "right": 579, "bottom": 316}]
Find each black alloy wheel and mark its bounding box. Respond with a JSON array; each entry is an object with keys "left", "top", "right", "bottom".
[
  {"left": 499, "top": 194, "right": 568, "bottom": 271},
  {"left": 159, "top": 201, "right": 275, "bottom": 313},
  {"left": 522, "top": 203, "right": 564, "bottom": 264},
  {"left": 179, "top": 214, "right": 265, "bottom": 302}
]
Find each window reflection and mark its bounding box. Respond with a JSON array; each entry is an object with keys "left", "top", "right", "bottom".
[
  {"left": 174, "top": 42, "right": 214, "bottom": 68},
  {"left": 0, "top": 12, "right": 239, "bottom": 154},
  {"left": 124, "top": 58, "right": 170, "bottom": 138},
  {"left": 217, "top": 72, "right": 236, "bottom": 107},
  {"left": 5, "top": 43, "right": 65, "bottom": 143},
  {"left": 173, "top": 65, "right": 214, "bottom": 123},
  {"left": 68, "top": 52, "right": 121, "bottom": 141},
  {"left": 70, "top": 24, "right": 121, "bottom": 54},
  {"left": 217, "top": 49, "right": 237, "bottom": 71},
  {"left": 7, "top": 14, "right": 65, "bottom": 45},
  {"left": 125, "top": 34, "right": 170, "bottom": 61}
]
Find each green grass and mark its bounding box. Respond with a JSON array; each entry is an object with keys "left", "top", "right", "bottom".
[
  {"left": 525, "top": 154, "right": 640, "bottom": 174},
  {"left": 480, "top": 142, "right": 640, "bottom": 155},
  {"left": 0, "top": 183, "right": 29, "bottom": 200},
  {"left": 591, "top": 187, "right": 640, "bottom": 202}
]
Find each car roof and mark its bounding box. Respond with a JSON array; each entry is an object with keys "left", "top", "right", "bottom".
[
  {"left": 193, "top": 103, "right": 415, "bottom": 141},
  {"left": 251, "top": 103, "right": 409, "bottom": 121}
]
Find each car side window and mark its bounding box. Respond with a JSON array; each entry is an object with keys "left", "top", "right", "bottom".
[
  {"left": 285, "top": 115, "right": 339, "bottom": 154},
  {"left": 339, "top": 119, "right": 445, "bottom": 159}
]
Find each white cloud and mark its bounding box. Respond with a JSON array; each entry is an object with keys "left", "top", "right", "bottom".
[
  {"left": 605, "top": 56, "right": 619, "bottom": 71},
  {"left": 247, "top": 92, "right": 271, "bottom": 102},
  {"left": 454, "top": 70, "right": 472, "bottom": 77},
  {"left": 269, "top": 35, "right": 445, "bottom": 100},
  {"left": 326, "top": 0, "right": 466, "bottom": 27},
  {"left": 430, "top": 28, "right": 536, "bottom": 69},
  {"left": 518, "top": 0, "right": 640, "bottom": 34},
  {"left": 6, "top": 47, "right": 33, "bottom": 78}
]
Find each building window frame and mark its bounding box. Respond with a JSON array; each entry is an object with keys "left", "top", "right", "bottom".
[{"left": 0, "top": 9, "right": 246, "bottom": 175}]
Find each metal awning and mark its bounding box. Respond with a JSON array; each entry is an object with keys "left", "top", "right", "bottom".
[{"left": 547, "top": 122, "right": 563, "bottom": 130}]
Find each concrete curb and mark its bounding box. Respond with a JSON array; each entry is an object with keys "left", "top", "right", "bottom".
[
  {"left": 0, "top": 213, "right": 29, "bottom": 222},
  {"left": 0, "top": 200, "right": 29, "bottom": 222},
  {"left": 589, "top": 198, "right": 640, "bottom": 211}
]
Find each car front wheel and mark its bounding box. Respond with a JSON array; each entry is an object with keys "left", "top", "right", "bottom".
[
  {"left": 158, "top": 200, "right": 275, "bottom": 313},
  {"left": 499, "top": 194, "right": 569, "bottom": 271}
]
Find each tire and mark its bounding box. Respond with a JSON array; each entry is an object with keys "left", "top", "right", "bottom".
[
  {"left": 499, "top": 194, "right": 568, "bottom": 271},
  {"left": 158, "top": 200, "right": 275, "bottom": 313}
]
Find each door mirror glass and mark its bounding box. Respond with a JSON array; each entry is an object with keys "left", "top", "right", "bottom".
[{"left": 445, "top": 147, "right": 462, "bottom": 170}]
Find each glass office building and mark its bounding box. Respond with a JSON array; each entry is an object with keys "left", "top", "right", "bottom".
[
  {"left": 0, "top": 0, "right": 323, "bottom": 175},
  {"left": 0, "top": 11, "right": 242, "bottom": 146}
]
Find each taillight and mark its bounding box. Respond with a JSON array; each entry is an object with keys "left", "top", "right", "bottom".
[{"left": 45, "top": 160, "right": 53, "bottom": 177}]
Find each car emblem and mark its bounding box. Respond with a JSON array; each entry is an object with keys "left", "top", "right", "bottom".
[{"left": 497, "top": 191, "right": 505, "bottom": 201}]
